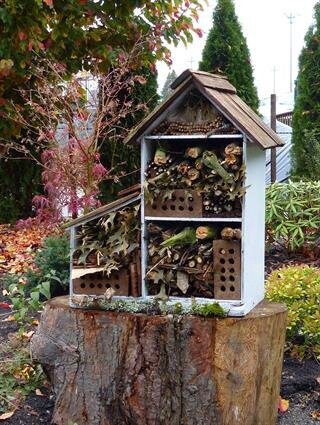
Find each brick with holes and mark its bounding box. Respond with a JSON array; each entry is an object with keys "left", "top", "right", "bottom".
[
  {"left": 144, "top": 189, "right": 202, "bottom": 218},
  {"left": 72, "top": 268, "right": 129, "bottom": 296},
  {"left": 213, "top": 240, "right": 241, "bottom": 300}
]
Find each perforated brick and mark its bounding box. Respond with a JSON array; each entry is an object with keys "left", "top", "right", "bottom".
[
  {"left": 73, "top": 268, "right": 129, "bottom": 296},
  {"left": 213, "top": 240, "right": 241, "bottom": 300},
  {"left": 144, "top": 189, "right": 202, "bottom": 218}
]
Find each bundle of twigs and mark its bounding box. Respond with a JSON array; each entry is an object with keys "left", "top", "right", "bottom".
[
  {"left": 146, "top": 223, "right": 242, "bottom": 299},
  {"left": 146, "top": 223, "right": 216, "bottom": 298},
  {"left": 151, "top": 117, "right": 238, "bottom": 135},
  {"left": 144, "top": 143, "right": 245, "bottom": 216}
]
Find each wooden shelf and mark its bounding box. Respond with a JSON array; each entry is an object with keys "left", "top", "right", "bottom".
[
  {"left": 144, "top": 216, "right": 242, "bottom": 222},
  {"left": 145, "top": 134, "right": 243, "bottom": 141}
]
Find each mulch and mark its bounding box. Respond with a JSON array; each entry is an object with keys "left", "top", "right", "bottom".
[
  {"left": 278, "top": 356, "right": 320, "bottom": 424},
  {"left": 0, "top": 248, "right": 319, "bottom": 424},
  {"left": 0, "top": 391, "right": 54, "bottom": 425},
  {"left": 265, "top": 244, "right": 320, "bottom": 277}
]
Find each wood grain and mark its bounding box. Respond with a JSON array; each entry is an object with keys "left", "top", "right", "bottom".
[
  {"left": 202, "top": 87, "right": 283, "bottom": 150},
  {"left": 31, "top": 296, "right": 287, "bottom": 425}
]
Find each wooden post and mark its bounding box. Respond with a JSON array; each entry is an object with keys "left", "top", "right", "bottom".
[
  {"left": 270, "top": 94, "right": 277, "bottom": 183},
  {"left": 31, "top": 296, "right": 287, "bottom": 425}
]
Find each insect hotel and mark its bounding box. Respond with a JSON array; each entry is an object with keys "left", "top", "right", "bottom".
[{"left": 67, "top": 70, "right": 284, "bottom": 316}]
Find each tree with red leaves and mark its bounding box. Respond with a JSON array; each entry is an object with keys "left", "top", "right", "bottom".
[
  {"left": 2, "top": 55, "right": 148, "bottom": 220},
  {"left": 0, "top": 0, "right": 205, "bottom": 222}
]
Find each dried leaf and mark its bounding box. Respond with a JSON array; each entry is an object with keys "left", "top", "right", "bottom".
[
  {"left": 0, "top": 411, "right": 15, "bottom": 420},
  {"left": 22, "top": 330, "right": 34, "bottom": 340},
  {"left": 311, "top": 410, "right": 320, "bottom": 420},
  {"left": 177, "top": 271, "right": 189, "bottom": 294},
  {"left": 135, "top": 75, "right": 147, "bottom": 85},
  {"left": 278, "top": 397, "right": 289, "bottom": 413},
  {"left": 149, "top": 269, "right": 164, "bottom": 284},
  {"left": 4, "top": 315, "right": 16, "bottom": 322},
  {"left": 35, "top": 388, "right": 44, "bottom": 396},
  {"left": 104, "top": 287, "right": 115, "bottom": 300}
]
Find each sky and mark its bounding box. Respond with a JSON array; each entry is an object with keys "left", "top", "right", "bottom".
[{"left": 157, "top": 0, "right": 318, "bottom": 112}]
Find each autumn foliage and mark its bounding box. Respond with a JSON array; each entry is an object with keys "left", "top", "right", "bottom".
[
  {"left": 0, "top": 0, "right": 205, "bottom": 138},
  {"left": 0, "top": 224, "right": 58, "bottom": 275},
  {"left": 0, "top": 0, "right": 205, "bottom": 223}
]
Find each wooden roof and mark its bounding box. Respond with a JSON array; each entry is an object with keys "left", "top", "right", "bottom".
[
  {"left": 170, "top": 69, "right": 236, "bottom": 93},
  {"left": 64, "top": 192, "right": 141, "bottom": 229},
  {"left": 124, "top": 69, "right": 284, "bottom": 150}
]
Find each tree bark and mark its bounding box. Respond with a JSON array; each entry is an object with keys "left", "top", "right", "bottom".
[{"left": 31, "top": 297, "right": 287, "bottom": 425}]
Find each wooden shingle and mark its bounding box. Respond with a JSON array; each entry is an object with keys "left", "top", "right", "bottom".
[{"left": 124, "top": 70, "right": 284, "bottom": 149}]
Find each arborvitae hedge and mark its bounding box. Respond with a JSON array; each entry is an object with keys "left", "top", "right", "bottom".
[
  {"left": 161, "top": 70, "right": 177, "bottom": 101},
  {"left": 292, "top": 3, "right": 320, "bottom": 179},
  {"left": 199, "top": 0, "right": 259, "bottom": 111}
]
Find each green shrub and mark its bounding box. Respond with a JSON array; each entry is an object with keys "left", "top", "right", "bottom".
[
  {"left": 0, "top": 336, "right": 45, "bottom": 414},
  {"left": 266, "top": 265, "right": 320, "bottom": 357},
  {"left": 26, "top": 233, "right": 70, "bottom": 296},
  {"left": 266, "top": 181, "right": 320, "bottom": 252},
  {"left": 8, "top": 279, "right": 51, "bottom": 327},
  {"left": 1, "top": 233, "right": 70, "bottom": 297}
]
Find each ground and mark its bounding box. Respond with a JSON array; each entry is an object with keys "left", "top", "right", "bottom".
[
  {"left": 278, "top": 356, "right": 320, "bottom": 424},
  {"left": 0, "top": 249, "right": 319, "bottom": 424},
  {"left": 1, "top": 303, "right": 320, "bottom": 425}
]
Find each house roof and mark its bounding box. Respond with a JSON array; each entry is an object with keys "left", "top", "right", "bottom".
[
  {"left": 124, "top": 69, "right": 284, "bottom": 150},
  {"left": 64, "top": 191, "right": 141, "bottom": 229}
]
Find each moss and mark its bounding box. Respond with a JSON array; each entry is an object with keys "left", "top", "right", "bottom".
[
  {"left": 173, "top": 302, "right": 183, "bottom": 315},
  {"left": 71, "top": 296, "right": 227, "bottom": 318},
  {"left": 191, "top": 302, "right": 226, "bottom": 318}
]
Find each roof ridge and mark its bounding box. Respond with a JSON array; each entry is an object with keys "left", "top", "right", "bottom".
[{"left": 170, "top": 69, "right": 235, "bottom": 91}]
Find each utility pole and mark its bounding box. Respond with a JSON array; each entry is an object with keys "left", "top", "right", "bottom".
[
  {"left": 188, "top": 57, "right": 195, "bottom": 69},
  {"left": 272, "top": 66, "right": 277, "bottom": 94},
  {"left": 286, "top": 13, "right": 296, "bottom": 93},
  {"left": 270, "top": 94, "right": 277, "bottom": 183}
]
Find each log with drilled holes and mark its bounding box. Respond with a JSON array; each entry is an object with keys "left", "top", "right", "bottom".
[{"left": 31, "top": 296, "right": 287, "bottom": 425}]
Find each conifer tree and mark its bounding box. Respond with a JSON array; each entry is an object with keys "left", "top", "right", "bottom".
[
  {"left": 199, "top": 0, "right": 259, "bottom": 111},
  {"left": 161, "top": 70, "right": 178, "bottom": 101},
  {"left": 292, "top": 3, "right": 320, "bottom": 179}
]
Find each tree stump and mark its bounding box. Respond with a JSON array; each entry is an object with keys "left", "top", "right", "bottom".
[{"left": 31, "top": 296, "right": 287, "bottom": 425}]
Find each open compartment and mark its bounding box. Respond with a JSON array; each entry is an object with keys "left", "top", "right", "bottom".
[
  {"left": 144, "top": 138, "right": 245, "bottom": 219},
  {"left": 145, "top": 221, "right": 242, "bottom": 300},
  {"left": 70, "top": 197, "right": 141, "bottom": 298}
]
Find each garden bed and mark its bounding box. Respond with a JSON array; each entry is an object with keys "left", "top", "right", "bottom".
[
  {"left": 265, "top": 244, "right": 320, "bottom": 277},
  {"left": 0, "top": 243, "right": 320, "bottom": 424}
]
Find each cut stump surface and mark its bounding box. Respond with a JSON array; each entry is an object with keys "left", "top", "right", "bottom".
[{"left": 31, "top": 296, "right": 287, "bottom": 425}]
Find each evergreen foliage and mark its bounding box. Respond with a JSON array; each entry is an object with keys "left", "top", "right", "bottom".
[
  {"left": 0, "top": 154, "right": 42, "bottom": 224},
  {"left": 292, "top": 3, "right": 320, "bottom": 179},
  {"left": 161, "top": 70, "right": 177, "bottom": 101},
  {"left": 199, "top": 0, "right": 259, "bottom": 111},
  {"left": 1, "top": 234, "right": 70, "bottom": 297}
]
